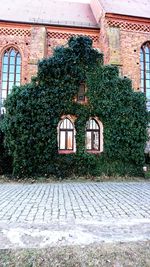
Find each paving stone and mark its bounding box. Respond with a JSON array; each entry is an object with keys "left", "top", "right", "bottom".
[{"left": 0, "top": 182, "right": 149, "bottom": 224}]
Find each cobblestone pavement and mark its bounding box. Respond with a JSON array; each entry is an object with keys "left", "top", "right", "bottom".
[{"left": 0, "top": 181, "right": 150, "bottom": 248}]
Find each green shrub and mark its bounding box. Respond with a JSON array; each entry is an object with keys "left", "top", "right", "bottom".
[
  {"left": 0, "top": 125, "right": 12, "bottom": 174},
  {"left": 2, "top": 36, "right": 148, "bottom": 178}
]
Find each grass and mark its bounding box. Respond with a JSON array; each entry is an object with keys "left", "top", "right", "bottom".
[
  {"left": 0, "top": 174, "right": 149, "bottom": 184},
  {"left": 144, "top": 169, "right": 150, "bottom": 179},
  {"left": 0, "top": 241, "right": 150, "bottom": 267}
]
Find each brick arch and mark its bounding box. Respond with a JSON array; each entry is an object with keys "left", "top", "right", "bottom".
[
  {"left": 0, "top": 44, "right": 23, "bottom": 65},
  {"left": 140, "top": 41, "right": 150, "bottom": 65},
  {"left": 139, "top": 40, "right": 150, "bottom": 60},
  {"left": 141, "top": 41, "right": 150, "bottom": 48}
]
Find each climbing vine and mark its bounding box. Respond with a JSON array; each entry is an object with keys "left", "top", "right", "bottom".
[{"left": 1, "top": 36, "right": 148, "bottom": 177}]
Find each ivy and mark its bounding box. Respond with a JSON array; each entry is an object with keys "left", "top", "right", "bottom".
[
  {"left": 1, "top": 36, "right": 148, "bottom": 177},
  {"left": 0, "top": 124, "right": 12, "bottom": 174}
]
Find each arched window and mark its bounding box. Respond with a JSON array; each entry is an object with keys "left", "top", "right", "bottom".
[
  {"left": 86, "top": 119, "right": 100, "bottom": 151},
  {"left": 140, "top": 42, "right": 150, "bottom": 99},
  {"left": 58, "top": 117, "right": 75, "bottom": 152},
  {"left": 86, "top": 118, "right": 103, "bottom": 153},
  {"left": 1, "top": 47, "right": 21, "bottom": 106}
]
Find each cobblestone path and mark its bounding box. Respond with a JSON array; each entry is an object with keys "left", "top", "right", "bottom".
[
  {"left": 0, "top": 181, "right": 150, "bottom": 248},
  {"left": 0, "top": 182, "right": 150, "bottom": 223}
]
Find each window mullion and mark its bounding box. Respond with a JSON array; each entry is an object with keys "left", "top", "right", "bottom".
[
  {"left": 14, "top": 52, "right": 17, "bottom": 84},
  {"left": 143, "top": 47, "right": 146, "bottom": 94},
  {"left": 98, "top": 130, "right": 100, "bottom": 151},
  {"left": 7, "top": 49, "right": 11, "bottom": 96},
  {"left": 65, "top": 130, "right": 68, "bottom": 150},
  {"left": 72, "top": 129, "right": 74, "bottom": 150},
  {"left": 91, "top": 131, "right": 94, "bottom": 150}
]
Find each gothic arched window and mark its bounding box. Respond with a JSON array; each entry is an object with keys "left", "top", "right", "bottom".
[
  {"left": 86, "top": 118, "right": 103, "bottom": 153},
  {"left": 140, "top": 42, "right": 150, "bottom": 99},
  {"left": 1, "top": 47, "right": 21, "bottom": 106},
  {"left": 86, "top": 118, "right": 100, "bottom": 151},
  {"left": 58, "top": 117, "right": 75, "bottom": 152}
]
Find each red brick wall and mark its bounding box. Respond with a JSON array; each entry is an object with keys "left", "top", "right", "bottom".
[
  {"left": 0, "top": 22, "right": 100, "bottom": 87},
  {"left": 103, "top": 15, "right": 150, "bottom": 91},
  {"left": 120, "top": 30, "right": 150, "bottom": 91},
  {"left": 46, "top": 26, "right": 100, "bottom": 57},
  {"left": 1, "top": 17, "right": 150, "bottom": 93}
]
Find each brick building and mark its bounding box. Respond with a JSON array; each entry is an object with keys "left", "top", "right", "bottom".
[{"left": 0, "top": 0, "right": 150, "bottom": 112}]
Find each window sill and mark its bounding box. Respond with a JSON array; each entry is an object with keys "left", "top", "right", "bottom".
[{"left": 58, "top": 150, "right": 75, "bottom": 154}]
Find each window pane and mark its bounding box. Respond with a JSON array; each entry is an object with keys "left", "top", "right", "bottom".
[
  {"left": 2, "top": 81, "right": 7, "bottom": 89},
  {"left": 2, "top": 90, "right": 7, "bottom": 99},
  {"left": 3, "top": 55, "right": 8, "bottom": 64},
  {"left": 93, "top": 120, "right": 99, "bottom": 129},
  {"left": 93, "top": 132, "right": 99, "bottom": 150},
  {"left": 64, "top": 119, "right": 67, "bottom": 128},
  {"left": 86, "top": 121, "right": 90, "bottom": 129},
  {"left": 10, "top": 49, "right": 16, "bottom": 57},
  {"left": 16, "top": 55, "right": 21, "bottom": 65},
  {"left": 60, "top": 121, "right": 64, "bottom": 129},
  {"left": 90, "top": 120, "right": 93, "bottom": 129},
  {"left": 69, "top": 120, "right": 73, "bottom": 129},
  {"left": 87, "top": 119, "right": 99, "bottom": 130},
  {"left": 3, "top": 64, "right": 8, "bottom": 72},
  {"left": 9, "top": 65, "right": 15, "bottom": 73},
  {"left": 9, "top": 73, "right": 15, "bottom": 82},
  {"left": 86, "top": 131, "right": 92, "bottom": 150},
  {"left": 141, "top": 80, "right": 144, "bottom": 91},
  {"left": 60, "top": 131, "right": 66, "bottom": 149},
  {"left": 146, "top": 63, "right": 150, "bottom": 71},
  {"left": 140, "top": 50, "right": 144, "bottom": 61},
  {"left": 10, "top": 57, "right": 15, "bottom": 65},
  {"left": 15, "top": 81, "right": 20, "bottom": 86},
  {"left": 67, "top": 131, "right": 73, "bottom": 149},
  {"left": 16, "top": 73, "right": 20, "bottom": 82},
  {"left": 2, "top": 73, "right": 7, "bottom": 81},
  {"left": 146, "top": 79, "right": 150, "bottom": 88},
  {"left": 66, "top": 119, "right": 70, "bottom": 129},
  {"left": 1, "top": 98, "right": 5, "bottom": 105},
  {"left": 16, "top": 65, "right": 21, "bottom": 74},
  {"left": 146, "top": 53, "right": 149, "bottom": 62},
  {"left": 145, "top": 47, "right": 150, "bottom": 53},
  {"left": 8, "top": 82, "right": 14, "bottom": 91},
  {"left": 146, "top": 89, "right": 150, "bottom": 99},
  {"left": 60, "top": 118, "right": 73, "bottom": 129},
  {"left": 141, "top": 71, "right": 144, "bottom": 79}
]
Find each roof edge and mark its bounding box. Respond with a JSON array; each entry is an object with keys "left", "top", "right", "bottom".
[
  {"left": 105, "top": 13, "right": 150, "bottom": 23},
  {"left": 0, "top": 19, "right": 100, "bottom": 30}
]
